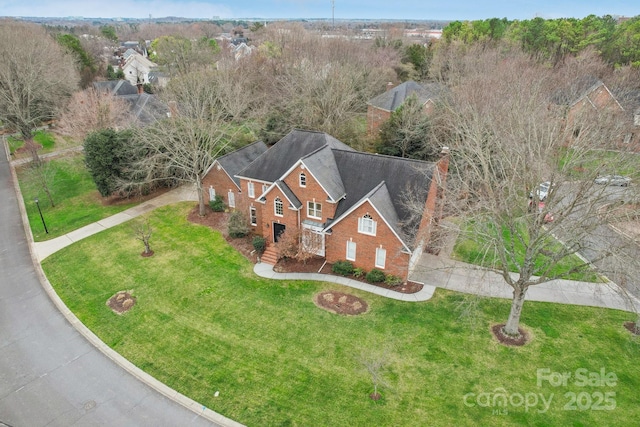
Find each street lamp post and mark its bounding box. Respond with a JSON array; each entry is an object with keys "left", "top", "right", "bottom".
[{"left": 34, "top": 197, "right": 48, "bottom": 234}]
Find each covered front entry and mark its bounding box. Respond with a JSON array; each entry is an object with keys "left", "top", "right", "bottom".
[
  {"left": 273, "top": 222, "right": 286, "bottom": 243},
  {"left": 302, "top": 221, "right": 325, "bottom": 257}
]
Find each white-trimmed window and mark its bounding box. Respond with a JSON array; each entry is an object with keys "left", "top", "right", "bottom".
[
  {"left": 307, "top": 201, "right": 322, "bottom": 219},
  {"left": 299, "top": 173, "right": 307, "bottom": 187},
  {"left": 208, "top": 186, "right": 215, "bottom": 201},
  {"left": 358, "top": 214, "right": 376, "bottom": 235},
  {"left": 228, "top": 190, "right": 236, "bottom": 208},
  {"left": 274, "top": 197, "right": 284, "bottom": 216},
  {"left": 250, "top": 206, "right": 257, "bottom": 226},
  {"left": 248, "top": 182, "right": 255, "bottom": 198},
  {"left": 375, "top": 247, "right": 386, "bottom": 269},
  {"left": 262, "top": 184, "right": 268, "bottom": 194},
  {"left": 346, "top": 240, "right": 356, "bottom": 261}
]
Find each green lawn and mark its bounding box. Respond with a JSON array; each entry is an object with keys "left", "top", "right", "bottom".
[
  {"left": 7, "top": 130, "right": 77, "bottom": 156},
  {"left": 17, "top": 154, "right": 140, "bottom": 241},
  {"left": 42, "top": 203, "right": 640, "bottom": 426},
  {"left": 453, "top": 220, "right": 601, "bottom": 282}
]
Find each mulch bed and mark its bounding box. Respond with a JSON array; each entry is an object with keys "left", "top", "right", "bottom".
[
  {"left": 187, "top": 207, "right": 258, "bottom": 263},
  {"left": 107, "top": 291, "right": 136, "bottom": 314},
  {"left": 623, "top": 321, "right": 640, "bottom": 335},
  {"left": 314, "top": 291, "right": 368, "bottom": 315},
  {"left": 274, "top": 257, "right": 423, "bottom": 294},
  {"left": 491, "top": 324, "right": 530, "bottom": 346}
]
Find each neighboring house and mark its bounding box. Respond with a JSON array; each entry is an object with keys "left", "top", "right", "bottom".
[
  {"left": 367, "top": 80, "right": 445, "bottom": 135},
  {"left": 93, "top": 80, "right": 169, "bottom": 125},
  {"left": 564, "top": 78, "right": 624, "bottom": 125},
  {"left": 203, "top": 129, "right": 449, "bottom": 281},
  {"left": 120, "top": 49, "right": 157, "bottom": 86}
]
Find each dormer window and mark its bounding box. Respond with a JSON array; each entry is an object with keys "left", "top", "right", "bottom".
[
  {"left": 358, "top": 214, "right": 376, "bottom": 236},
  {"left": 299, "top": 173, "right": 307, "bottom": 187},
  {"left": 274, "top": 197, "right": 284, "bottom": 216}
]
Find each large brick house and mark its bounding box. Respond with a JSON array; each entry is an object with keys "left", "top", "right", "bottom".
[
  {"left": 367, "top": 80, "right": 445, "bottom": 135},
  {"left": 202, "top": 129, "right": 448, "bottom": 281}
]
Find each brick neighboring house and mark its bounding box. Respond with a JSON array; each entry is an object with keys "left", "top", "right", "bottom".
[
  {"left": 203, "top": 129, "right": 449, "bottom": 281},
  {"left": 367, "top": 80, "right": 445, "bottom": 135}
]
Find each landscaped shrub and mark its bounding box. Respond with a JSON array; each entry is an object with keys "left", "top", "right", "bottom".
[
  {"left": 252, "top": 236, "right": 266, "bottom": 254},
  {"left": 384, "top": 274, "right": 403, "bottom": 287},
  {"left": 332, "top": 260, "right": 354, "bottom": 276},
  {"left": 353, "top": 267, "right": 366, "bottom": 278},
  {"left": 209, "top": 195, "right": 225, "bottom": 212},
  {"left": 366, "top": 269, "right": 385, "bottom": 283},
  {"left": 228, "top": 211, "right": 249, "bottom": 238}
]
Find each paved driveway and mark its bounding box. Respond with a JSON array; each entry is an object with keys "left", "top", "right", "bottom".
[{"left": 0, "top": 153, "right": 219, "bottom": 426}]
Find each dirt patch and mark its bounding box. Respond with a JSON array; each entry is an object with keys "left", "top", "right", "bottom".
[
  {"left": 314, "top": 291, "right": 368, "bottom": 315},
  {"left": 491, "top": 323, "right": 530, "bottom": 346},
  {"left": 141, "top": 250, "right": 155, "bottom": 257},
  {"left": 624, "top": 321, "right": 640, "bottom": 335},
  {"left": 107, "top": 291, "right": 136, "bottom": 314}
]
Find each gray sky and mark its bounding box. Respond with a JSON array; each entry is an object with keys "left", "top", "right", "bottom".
[{"left": 1, "top": 0, "right": 637, "bottom": 20}]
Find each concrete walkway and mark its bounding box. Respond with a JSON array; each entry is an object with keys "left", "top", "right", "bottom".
[
  {"left": 34, "top": 185, "right": 199, "bottom": 261},
  {"left": 254, "top": 254, "right": 640, "bottom": 313}
]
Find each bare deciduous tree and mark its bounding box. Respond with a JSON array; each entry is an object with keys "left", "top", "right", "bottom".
[
  {"left": 57, "top": 88, "right": 133, "bottom": 140},
  {"left": 133, "top": 217, "right": 153, "bottom": 256},
  {"left": 0, "top": 20, "right": 79, "bottom": 162},
  {"left": 432, "top": 46, "right": 640, "bottom": 338},
  {"left": 128, "top": 69, "right": 232, "bottom": 216}
]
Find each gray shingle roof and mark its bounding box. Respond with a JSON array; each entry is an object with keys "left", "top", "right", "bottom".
[
  {"left": 365, "top": 181, "right": 403, "bottom": 240},
  {"left": 330, "top": 150, "right": 435, "bottom": 246},
  {"left": 213, "top": 141, "right": 268, "bottom": 187},
  {"left": 119, "top": 93, "right": 169, "bottom": 125},
  {"left": 368, "top": 81, "right": 444, "bottom": 112},
  {"left": 93, "top": 80, "right": 139, "bottom": 96},
  {"left": 275, "top": 180, "right": 302, "bottom": 209},
  {"left": 237, "top": 129, "right": 353, "bottom": 182},
  {"left": 300, "top": 145, "right": 346, "bottom": 202}
]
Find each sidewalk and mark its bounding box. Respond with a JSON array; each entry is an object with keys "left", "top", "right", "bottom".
[{"left": 34, "top": 185, "right": 198, "bottom": 261}]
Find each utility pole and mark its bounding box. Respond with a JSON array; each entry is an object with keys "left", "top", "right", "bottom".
[{"left": 331, "top": 0, "right": 335, "bottom": 29}]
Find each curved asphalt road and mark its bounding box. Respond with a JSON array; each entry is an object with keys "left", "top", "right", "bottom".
[{"left": 0, "top": 153, "right": 222, "bottom": 426}]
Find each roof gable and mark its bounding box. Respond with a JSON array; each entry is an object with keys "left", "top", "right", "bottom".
[
  {"left": 299, "top": 145, "right": 345, "bottom": 202},
  {"left": 237, "top": 129, "right": 353, "bottom": 183},
  {"left": 325, "top": 182, "right": 410, "bottom": 252},
  {"left": 331, "top": 150, "right": 434, "bottom": 246}
]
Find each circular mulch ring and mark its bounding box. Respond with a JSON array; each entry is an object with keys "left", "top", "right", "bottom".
[
  {"left": 141, "top": 250, "right": 155, "bottom": 257},
  {"left": 624, "top": 321, "right": 640, "bottom": 335},
  {"left": 491, "top": 324, "right": 530, "bottom": 346},
  {"left": 314, "top": 291, "right": 368, "bottom": 315},
  {"left": 107, "top": 291, "right": 137, "bottom": 315}
]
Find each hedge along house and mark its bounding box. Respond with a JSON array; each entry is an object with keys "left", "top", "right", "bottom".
[{"left": 203, "top": 129, "right": 449, "bottom": 281}]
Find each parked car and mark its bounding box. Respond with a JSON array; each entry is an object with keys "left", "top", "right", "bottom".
[
  {"left": 529, "top": 181, "right": 554, "bottom": 201},
  {"left": 594, "top": 175, "right": 631, "bottom": 186}
]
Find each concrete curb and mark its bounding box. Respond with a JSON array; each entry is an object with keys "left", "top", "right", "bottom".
[{"left": 6, "top": 150, "right": 243, "bottom": 426}]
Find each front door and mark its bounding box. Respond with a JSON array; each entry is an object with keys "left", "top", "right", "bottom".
[{"left": 273, "top": 223, "right": 286, "bottom": 243}]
